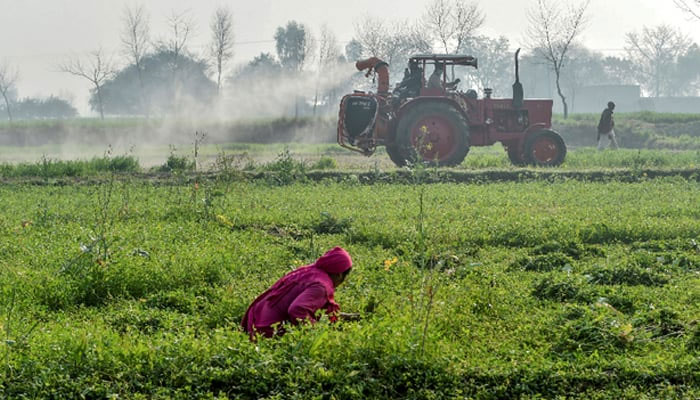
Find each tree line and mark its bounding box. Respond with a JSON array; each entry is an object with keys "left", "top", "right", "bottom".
[{"left": 0, "top": 0, "right": 699, "bottom": 121}]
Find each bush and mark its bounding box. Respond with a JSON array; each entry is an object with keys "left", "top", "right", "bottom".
[
  {"left": 688, "top": 324, "right": 700, "bottom": 350},
  {"left": 511, "top": 252, "right": 574, "bottom": 272},
  {"left": 96, "top": 155, "right": 140, "bottom": 173},
  {"left": 634, "top": 308, "right": 685, "bottom": 338},
  {"left": 554, "top": 304, "right": 636, "bottom": 354},
  {"left": 310, "top": 156, "right": 338, "bottom": 170},
  {"left": 313, "top": 211, "right": 352, "bottom": 234},
  {"left": 159, "top": 154, "right": 195, "bottom": 172},
  {"left": 532, "top": 241, "right": 586, "bottom": 259},
  {"left": 532, "top": 276, "right": 587, "bottom": 302},
  {"left": 0, "top": 156, "right": 140, "bottom": 178},
  {"left": 262, "top": 148, "right": 307, "bottom": 184},
  {"left": 585, "top": 264, "right": 668, "bottom": 286}
]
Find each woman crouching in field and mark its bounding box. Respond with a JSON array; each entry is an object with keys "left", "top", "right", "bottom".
[{"left": 242, "top": 247, "right": 355, "bottom": 340}]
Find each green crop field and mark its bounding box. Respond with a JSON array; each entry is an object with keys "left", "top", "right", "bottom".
[{"left": 1, "top": 149, "right": 699, "bottom": 398}]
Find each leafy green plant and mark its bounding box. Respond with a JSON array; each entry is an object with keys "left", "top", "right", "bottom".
[
  {"left": 553, "top": 304, "right": 636, "bottom": 354},
  {"left": 511, "top": 252, "right": 574, "bottom": 272},
  {"left": 532, "top": 276, "right": 587, "bottom": 302},
  {"left": 313, "top": 211, "right": 352, "bottom": 234},
  {"left": 159, "top": 146, "right": 195, "bottom": 172},
  {"left": 585, "top": 263, "right": 668, "bottom": 286},
  {"left": 263, "top": 148, "right": 307, "bottom": 185},
  {"left": 634, "top": 308, "right": 685, "bottom": 339},
  {"left": 531, "top": 240, "right": 586, "bottom": 259},
  {"left": 310, "top": 156, "right": 337, "bottom": 170}
]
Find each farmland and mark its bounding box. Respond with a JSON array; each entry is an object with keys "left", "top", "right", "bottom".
[{"left": 1, "top": 141, "right": 699, "bottom": 398}]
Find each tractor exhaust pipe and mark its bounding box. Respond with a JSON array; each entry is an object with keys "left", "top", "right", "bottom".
[
  {"left": 355, "top": 57, "right": 390, "bottom": 96},
  {"left": 512, "top": 48, "right": 524, "bottom": 109}
]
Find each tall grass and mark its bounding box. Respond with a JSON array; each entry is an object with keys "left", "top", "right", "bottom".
[{"left": 0, "top": 155, "right": 140, "bottom": 178}]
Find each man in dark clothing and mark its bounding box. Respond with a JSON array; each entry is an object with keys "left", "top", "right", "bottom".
[
  {"left": 597, "top": 101, "right": 619, "bottom": 150},
  {"left": 396, "top": 61, "right": 422, "bottom": 101}
]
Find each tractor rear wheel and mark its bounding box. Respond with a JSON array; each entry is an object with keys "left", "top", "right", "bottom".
[
  {"left": 524, "top": 130, "right": 566, "bottom": 166},
  {"left": 395, "top": 102, "right": 469, "bottom": 167}
]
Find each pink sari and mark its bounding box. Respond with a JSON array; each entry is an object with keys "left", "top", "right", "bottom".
[{"left": 242, "top": 247, "right": 352, "bottom": 339}]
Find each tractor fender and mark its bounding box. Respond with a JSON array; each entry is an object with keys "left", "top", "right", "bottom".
[
  {"left": 522, "top": 123, "right": 550, "bottom": 140},
  {"left": 507, "top": 123, "right": 551, "bottom": 154}
]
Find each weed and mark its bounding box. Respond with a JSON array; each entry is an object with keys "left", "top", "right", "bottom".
[
  {"left": 346, "top": 227, "right": 401, "bottom": 248},
  {"left": 585, "top": 264, "right": 668, "bottom": 286},
  {"left": 310, "top": 156, "right": 337, "bottom": 170},
  {"left": 688, "top": 324, "right": 700, "bottom": 350},
  {"left": 160, "top": 146, "right": 195, "bottom": 172},
  {"left": 554, "top": 304, "right": 635, "bottom": 354},
  {"left": 193, "top": 131, "right": 207, "bottom": 172},
  {"left": 313, "top": 211, "right": 352, "bottom": 234},
  {"left": 532, "top": 276, "right": 587, "bottom": 302},
  {"left": 105, "top": 307, "right": 164, "bottom": 334},
  {"left": 213, "top": 149, "right": 254, "bottom": 176},
  {"left": 532, "top": 241, "right": 587, "bottom": 259},
  {"left": 1, "top": 289, "right": 40, "bottom": 379},
  {"left": 511, "top": 252, "right": 574, "bottom": 272},
  {"left": 634, "top": 308, "right": 685, "bottom": 339},
  {"left": 263, "top": 148, "right": 307, "bottom": 185}
]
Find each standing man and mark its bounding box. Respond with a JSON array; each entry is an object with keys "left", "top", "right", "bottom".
[{"left": 597, "top": 101, "right": 619, "bottom": 150}]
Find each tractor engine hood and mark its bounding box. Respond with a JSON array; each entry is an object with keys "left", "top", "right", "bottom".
[{"left": 355, "top": 57, "right": 390, "bottom": 96}]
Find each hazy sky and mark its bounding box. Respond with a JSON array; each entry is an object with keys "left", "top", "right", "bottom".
[{"left": 1, "top": 0, "right": 698, "bottom": 115}]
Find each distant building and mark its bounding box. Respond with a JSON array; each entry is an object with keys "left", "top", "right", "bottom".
[
  {"left": 562, "top": 84, "right": 700, "bottom": 114},
  {"left": 638, "top": 97, "right": 700, "bottom": 114},
  {"left": 572, "top": 85, "right": 640, "bottom": 113}
]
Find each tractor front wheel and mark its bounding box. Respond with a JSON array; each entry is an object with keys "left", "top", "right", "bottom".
[
  {"left": 385, "top": 144, "right": 406, "bottom": 167},
  {"left": 506, "top": 144, "right": 526, "bottom": 166},
  {"left": 395, "top": 102, "right": 469, "bottom": 167},
  {"left": 523, "top": 130, "right": 566, "bottom": 167}
]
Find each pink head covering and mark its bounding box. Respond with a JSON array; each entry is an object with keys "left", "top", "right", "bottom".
[
  {"left": 242, "top": 246, "right": 353, "bottom": 337},
  {"left": 313, "top": 246, "right": 353, "bottom": 274}
]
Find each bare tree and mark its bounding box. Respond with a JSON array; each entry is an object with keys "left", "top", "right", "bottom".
[
  {"left": 121, "top": 4, "right": 150, "bottom": 115},
  {"left": 163, "top": 11, "right": 194, "bottom": 68},
  {"left": 460, "top": 35, "right": 511, "bottom": 94},
  {"left": 0, "top": 62, "right": 19, "bottom": 122},
  {"left": 59, "top": 50, "right": 114, "bottom": 119},
  {"left": 625, "top": 25, "right": 692, "bottom": 97},
  {"left": 674, "top": 0, "right": 700, "bottom": 20},
  {"left": 385, "top": 22, "right": 432, "bottom": 68},
  {"left": 353, "top": 16, "right": 390, "bottom": 59},
  {"left": 423, "top": 0, "right": 485, "bottom": 54},
  {"left": 353, "top": 16, "right": 432, "bottom": 72},
  {"left": 527, "top": 0, "right": 590, "bottom": 118},
  {"left": 160, "top": 11, "right": 195, "bottom": 117},
  {"left": 209, "top": 6, "right": 234, "bottom": 94},
  {"left": 313, "top": 24, "right": 341, "bottom": 115},
  {"left": 303, "top": 30, "right": 317, "bottom": 72},
  {"left": 317, "top": 25, "right": 341, "bottom": 67}
]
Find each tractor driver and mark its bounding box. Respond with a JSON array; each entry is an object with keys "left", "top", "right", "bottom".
[
  {"left": 396, "top": 60, "right": 422, "bottom": 100},
  {"left": 427, "top": 63, "right": 444, "bottom": 90},
  {"left": 428, "top": 62, "right": 460, "bottom": 91}
]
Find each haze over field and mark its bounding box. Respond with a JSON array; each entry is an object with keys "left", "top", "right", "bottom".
[{"left": 1, "top": 0, "right": 699, "bottom": 116}]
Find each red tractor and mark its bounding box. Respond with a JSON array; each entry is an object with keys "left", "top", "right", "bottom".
[{"left": 337, "top": 50, "right": 567, "bottom": 167}]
